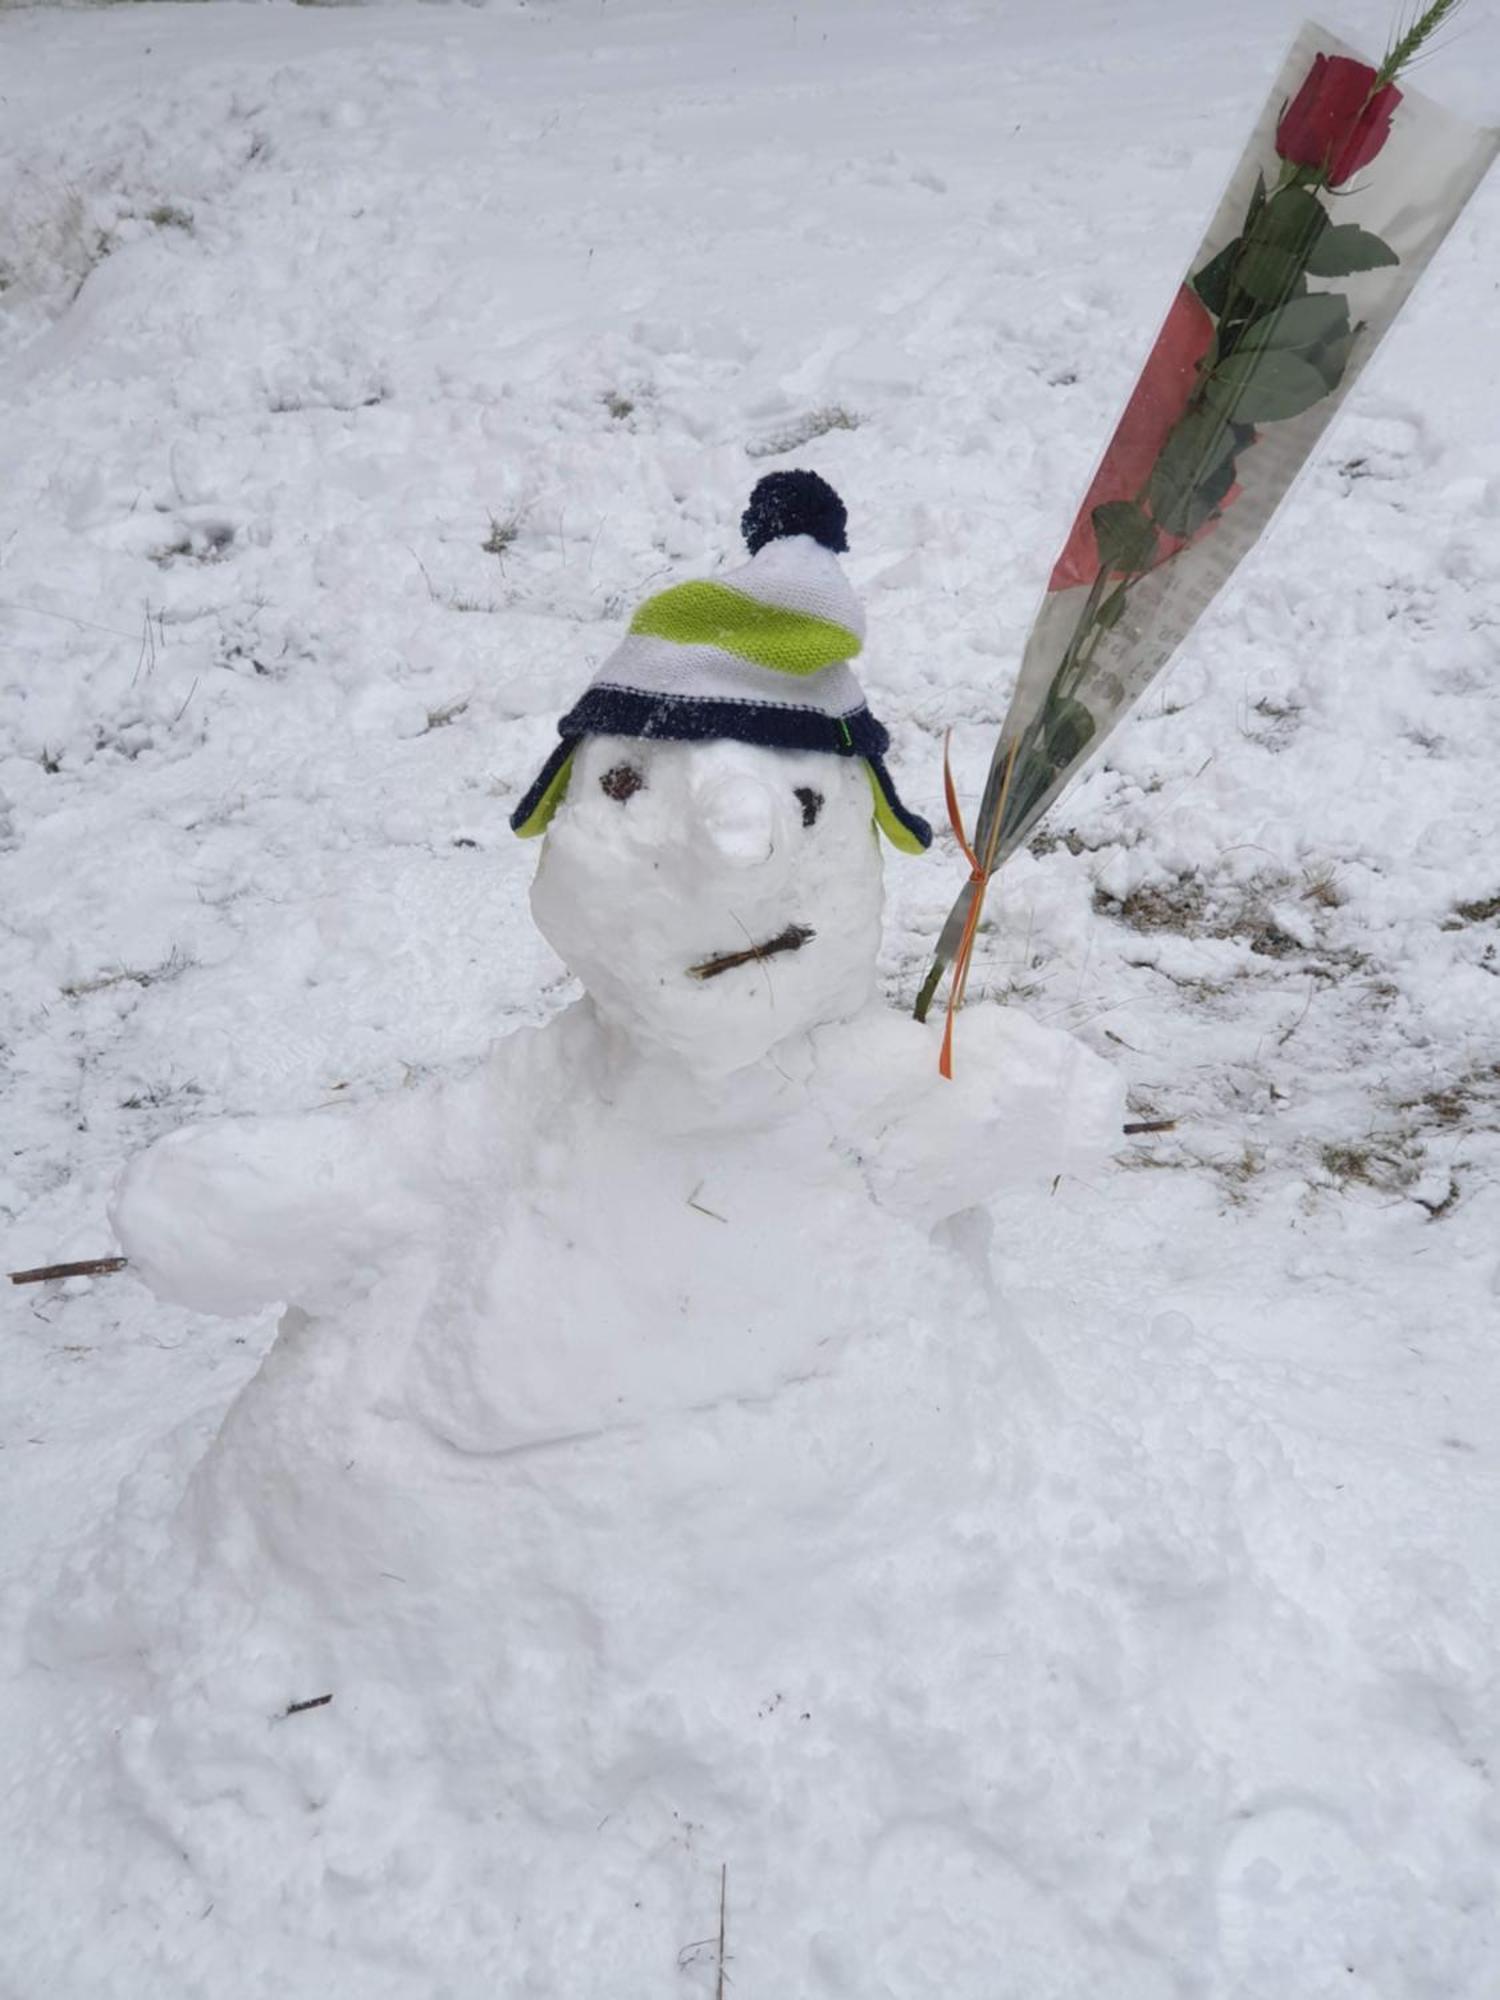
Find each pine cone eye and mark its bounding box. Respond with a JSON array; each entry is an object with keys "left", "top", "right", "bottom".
[
  {"left": 794, "top": 786, "right": 824, "bottom": 828},
  {"left": 600, "top": 764, "right": 644, "bottom": 802}
]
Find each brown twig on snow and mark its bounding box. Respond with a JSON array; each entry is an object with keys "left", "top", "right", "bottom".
[
  {"left": 1122, "top": 1119, "right": 1177, "bottom": 1136},
  {"left": 9, "top": 1256, "right": 128, "bottom": 1287},
  {"left": 689, "top": 924, "right": 814, "bottom": 982},
  {"left": 283, "top": 1693, "right": 333, "bottom": 1718}
]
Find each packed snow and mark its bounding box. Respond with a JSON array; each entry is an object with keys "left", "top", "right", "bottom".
[{"left": 2, "top": 4, "right": 1499, "bottom": 1997}]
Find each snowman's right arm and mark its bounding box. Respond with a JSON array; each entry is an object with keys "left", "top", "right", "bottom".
[{"left": 110, "top": 1090, "right": 445, "bottom": 1318}]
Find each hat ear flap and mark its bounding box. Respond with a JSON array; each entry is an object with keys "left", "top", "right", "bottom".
[
  {"left": 511, "top": 744, "right": 576, "bottom": 838},
  {"left": 864, "top": 758, "right": 931, "bottom": 854}
]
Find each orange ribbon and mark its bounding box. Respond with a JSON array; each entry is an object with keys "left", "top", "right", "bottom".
[{"left": 938, "top": 733, "right": 1020, "bottom": 1080}]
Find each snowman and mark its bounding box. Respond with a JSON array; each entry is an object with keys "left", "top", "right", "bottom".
[
  {"left": 115, "top": 470, "right": 1120, "bottom": 1430},
  {"left": 89, "top": 474, "right": 1125, "bottom": 1968}
]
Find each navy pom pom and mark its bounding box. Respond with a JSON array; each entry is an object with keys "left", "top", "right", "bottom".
[{"left": 741, "top": 470, "right": 849, "bottom": 556}]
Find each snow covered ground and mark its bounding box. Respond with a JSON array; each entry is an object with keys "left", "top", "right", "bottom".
[{"left": 2, "top": 2, "right": 1498, "bottom": 1994}]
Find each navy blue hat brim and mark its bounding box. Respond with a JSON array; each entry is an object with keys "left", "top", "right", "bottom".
[{"left": 509, "top": 689, "right": 931, "bottom": 851}]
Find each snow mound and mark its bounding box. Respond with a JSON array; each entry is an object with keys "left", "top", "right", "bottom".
[{"left": 43, "top": 990, "right": 1126, "bottom": 1993}]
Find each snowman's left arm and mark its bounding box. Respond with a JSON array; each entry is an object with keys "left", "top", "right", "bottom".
[{"left": 815, "top": 1005, "right": 1126, "bottom": 1229}]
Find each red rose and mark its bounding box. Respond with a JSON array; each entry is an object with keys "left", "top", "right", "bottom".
[
  {"left": 1275, "top": 54, "right": 1401, "bottom": 188},
  {"left": 1049, "top": 286, "right": 1225, "bottom": 593}
]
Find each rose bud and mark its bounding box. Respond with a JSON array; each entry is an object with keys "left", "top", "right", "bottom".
[{"left": 1276, "top": 53, "right": 1402, "bottom": 188}]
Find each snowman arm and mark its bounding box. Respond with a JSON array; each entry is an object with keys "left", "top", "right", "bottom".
[
  {"left": 110, "top": 1091, "right": 440, "bottom": 1318},
  {"left": 822, "top": 1007, "right": 1126, "bottom": 1227}
]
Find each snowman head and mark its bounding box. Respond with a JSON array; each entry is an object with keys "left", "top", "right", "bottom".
[
  {"left": 514, "top": 473, "right": 932, "bottom": 1073},
  {"left": 531, "top": 734, "right": 885, "bottom": 1072}
]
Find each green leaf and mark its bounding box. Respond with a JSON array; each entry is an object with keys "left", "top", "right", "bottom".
[
  {"left": 1091, "top": 499, "right": 1158, "bottom": 574},
  {"left": 1174, "top": 452, "right": 1238, "bottom": 538},
  {"left": 1232, "top": 187, "right": 1330, "bottom": 306},
  {"left": 1191, "top": 239, "right": 1241, "bottom": 317},
  {"left": 1153, "top": 457, "right": 1239, "bottom": 539},
  {"left": 1251, "top": 186, "right": 1328, "bottom": 257},
  {"left": 1312, "top": 326, "right": 1355, "bottom": 391},
  {"left": 1238, "top": 293, "right": 1350, "bottom": 356},
  {"left": 1304, "top": 224, "right": 1399, "bottom": 277},
  {"left": 1146, "top": 408, "right": 1237, "bottom": 535},
  {"left": 1044, "top": 697, "right": 1096, "bottom": 770},
  {"left": 1244, "top": 171, "right": 1268, "bottom": 236},
  {"left": 1204, "top": 348, "right": 1329, "bottom": 423},
  {"left": 1001, "top": 750, "right": 1056, "bottom": 836},
  {"left": 1235, "top": 242, "right": 1307, "bottom": 306}
]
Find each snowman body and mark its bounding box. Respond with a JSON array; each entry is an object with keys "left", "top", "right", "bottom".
[{"left": 90, "top": 730, "right": 1123, "bottom": 1965}]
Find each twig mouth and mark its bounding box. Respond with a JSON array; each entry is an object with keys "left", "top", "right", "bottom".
[{"left": 688, "top": 924, "right": 815, "bottom": 982}]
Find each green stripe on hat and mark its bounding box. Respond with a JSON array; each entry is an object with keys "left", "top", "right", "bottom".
[{"left": 629, "top": 581, "right": 861, "bottom": 678}]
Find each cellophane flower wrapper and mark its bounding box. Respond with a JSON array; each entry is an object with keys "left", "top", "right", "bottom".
[{"left": 929, "top": 21, "right": 1497, "bottom": 987}]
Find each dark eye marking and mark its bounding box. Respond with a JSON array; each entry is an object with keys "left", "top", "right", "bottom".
[
  {"left": 794, "top": 786, "right": 824, "bottom": 828},
  {"left": 600, "top": 763, "right": 644, "bottom": 802}
]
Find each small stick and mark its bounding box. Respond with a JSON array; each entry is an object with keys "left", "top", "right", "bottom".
[
  {"left": 689, "top": 924, "right": 813, "bottom": 982},
  {"left": 9, "top": 1256, "right": 128, "bottom": 1286},
  {"left": 1123, "top": 1119, "right": 1177, "bottom": 1136},
  {"left": 686, "top": 1182, "right": 728, "bottom": 1224},
  {"left": 716, "top": 1863, "right": 728, "bottom": 2000},
  {"left": 283, "top": 1693, "right": 333, "bottom": 1717}
]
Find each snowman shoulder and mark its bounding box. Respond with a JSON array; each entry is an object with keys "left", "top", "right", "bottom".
[{"left": 808, "top": 1002, "right": 1125, "bottom": 1225}]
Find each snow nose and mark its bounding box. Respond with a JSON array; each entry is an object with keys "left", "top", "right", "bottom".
[{"left": 694, "top": 773, "right": 780, "bottom": 869}]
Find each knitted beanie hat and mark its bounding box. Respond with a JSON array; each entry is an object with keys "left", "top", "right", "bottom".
[{"left": 510, "top": 471, "right": 932, "bottom": 854}]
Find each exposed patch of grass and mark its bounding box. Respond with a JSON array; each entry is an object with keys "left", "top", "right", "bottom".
[
  {"left": 1413, "top": 1086, "right": 1469, "bottom": 1128},
  {"left": 482, "top": 510, "right": 525, "bottom": 560},
  {"left": 1117, "top": 1134, "right": 1267, "bottom": 1208},
  {"left": 602, "top": 390, "right": 635, "bottom": 422},
  {"left": 1118, "top": 1148, "right": 1193, "bottom": 1174},
  {"left": 1452, "top": 892, "right": 1500, "bottom": 925},
  {"left": 62, "top": 947, "right": 192, "bottom": 1001},
  {"left": 218, "top": 637, "right": 275, "bottom": 678},
  {"left": 1027, "top": 825, "right": 1112, "bottom": 859},
  {"left": 1398, "top": 1064, "right": 1500, "bottom": 1136},
  {"left": 424, "top": 696, "right": 470, "bottom": 733},
  {"left": 1095, "top": 870, "right": 1355, "bottom": 967},
  {"left": 1243, "top": 695, "right": 1304, "bottom": 753},
  {"left": 1098, "top": 876, "right": 1208, "bottom": 934},
  {"left": 150, "top": 520, "right": 234, "bottom": 568},
  {"left": 269, "top": 387, "right": 387, "bottom": 415},
  {"left": 1240, "top": 920, "right": 1312, "bottom": 960},
  {"left": 1319, "top": 1138, "right": 1419, "bottom": 1195},
  {"left": 746, "top": 404, "right": 861, "bottom": 460},
  {"left": 146, "top": 204, "right": 194, "bottom": 232},
  {"left": 91, "top": 717, "right": 157, "bottom": 763},
  {"left": 1415, "top": 1176, "right": 1462, "bottom": 1222},
  {"left": 1301, "top": 863, "right": 1346, "bottom": 910},
  {"left": 1218, "top": 1142, "right": 1266, "bottom": 1204},
  {"left": 1122, "top": 956, "right": 1241, "bottom": 1006},
  {"left": 120, "top": 1079, "right": 203, "bottom": 1113}
]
